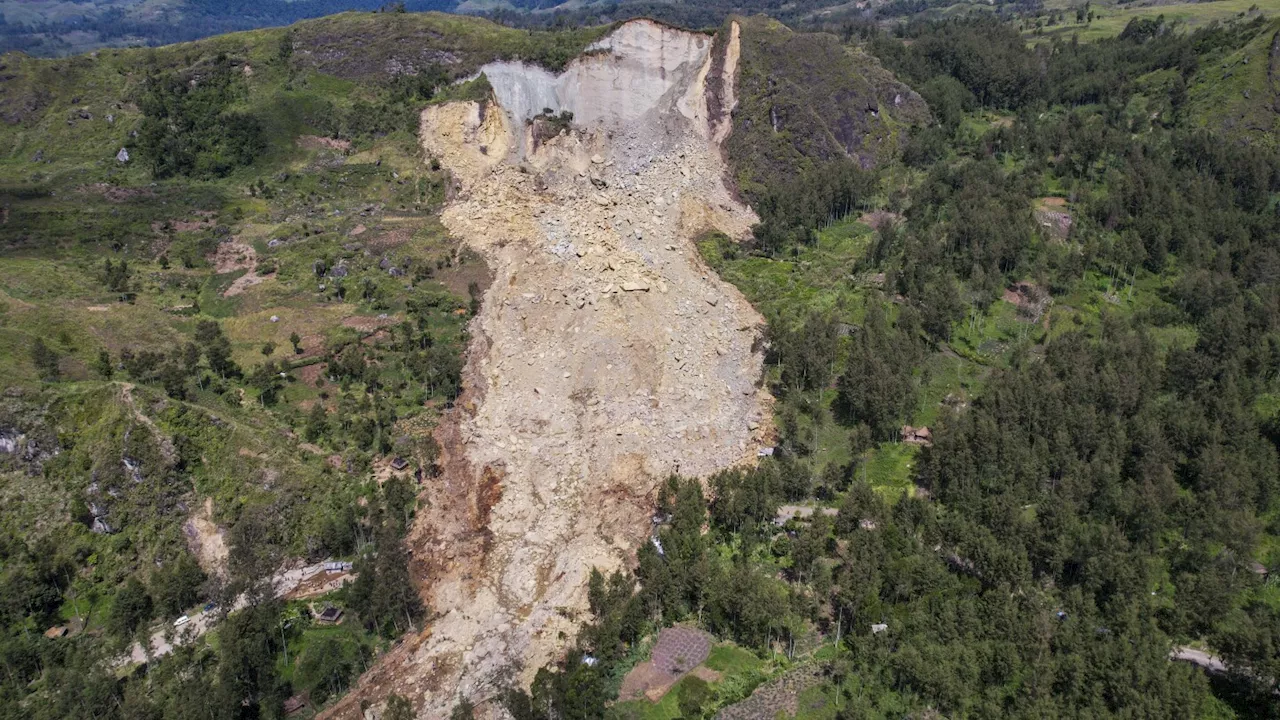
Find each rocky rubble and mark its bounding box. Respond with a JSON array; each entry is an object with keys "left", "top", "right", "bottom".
[
  {"left": 325, "top": 16, "right": 773, "bottom": 717},
  {"left": 323, "top": 19, "right": 770, "bottom": 719}
]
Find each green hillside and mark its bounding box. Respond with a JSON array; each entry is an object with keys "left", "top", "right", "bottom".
[
  {"left": 1024, "top": 0, "right": 1274, "bottom": 44},
  {"left": 0, "top": 10, "right": 608, "bottom": 718},
  {"left": 3, "top": 6, "right": 1280, "bottom": 720},
  {"left": 1188, "top": 16, "right": 1280, "bottom": 144},
  {"left": 511, "top": 15, "right": 1280, "bottom": 720},
  {"left": 725, "top": 14, "right": 930, "bottom": 200}
]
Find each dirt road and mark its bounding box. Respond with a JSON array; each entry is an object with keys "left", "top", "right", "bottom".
[
  {"left": 1171, "top": 646, "right": 1227, "bottom": 674},
  {"left": 123, "top": 561, "right": 353, "bottom": 665}
]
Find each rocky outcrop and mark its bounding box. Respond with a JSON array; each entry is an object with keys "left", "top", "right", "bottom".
[{"left": 324, "top": 18, "right": 771, "bottom": 719}]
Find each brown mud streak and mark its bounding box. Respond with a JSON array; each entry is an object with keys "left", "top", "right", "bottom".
[
  {"left": 321, "top": 322, "right": 496, "bottom": 719},
  {"left": 413, "top": 316, "right": 496, "bottom": 600}
]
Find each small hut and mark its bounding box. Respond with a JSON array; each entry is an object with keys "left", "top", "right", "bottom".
[{"left": 901, "top": 426, "right": 932, "bottom": 446}]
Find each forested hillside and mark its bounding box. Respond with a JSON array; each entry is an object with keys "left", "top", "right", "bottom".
[
  {"left": 0, "top": 0, "right": 1188, "bottom": 57},
  {"left": 506, "top": 14, "right": 1280, "bottom": 720},
  {"left": 0, "top": 12, "right": 603, "bottom": 719},
  {"left": 4, "top": 4, "right": 1280, "bottom": 720}
]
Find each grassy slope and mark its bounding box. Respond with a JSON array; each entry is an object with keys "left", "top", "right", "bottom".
[
  {"left": 1025, "top": 0, "right": 1274, "bottom": 44},
  {"left": 1187, "top": 17, "right": 1280, "bottom": 144},
  {"left": 726, "top": 14, "right": 931, "bottom": 199},
  {"left": 0, "top": 13, "right": 616, "bottom": 709}
]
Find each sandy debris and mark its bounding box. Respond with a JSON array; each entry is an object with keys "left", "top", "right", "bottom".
[
  {"left": 185, "top": 497, "right": 229, "bottom": 577},
  {"left": 323, "top": 19, "right": 771, "bottom": 719}
]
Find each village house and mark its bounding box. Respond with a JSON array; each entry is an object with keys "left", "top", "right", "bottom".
[
  {"left": 901, "top": 425, "right": 932, "bottom": 446},
  {"left": 283, "top": 694, "right": 309, "bottom": 716},
  {"left": 316, "top": 606, "right": 344, "bottom": 625}
]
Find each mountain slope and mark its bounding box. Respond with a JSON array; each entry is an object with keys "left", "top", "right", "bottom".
[
  {"left": 725, "top": 14, "right": 929, "bottom": 199},
  {"left": 323, "top": 19, "right": 774, "bottom": 717},
  {"left": 0, "top": 9, "right": 932, "bottom": 719},
  {"left": 1187, "top": 17, "right": 1280, "bottom": 145}
]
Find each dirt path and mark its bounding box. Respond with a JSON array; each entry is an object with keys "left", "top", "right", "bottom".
[
  {"left": 118, "top": 383, "right": 159, "bottom": 433},
  {"left": 324, "top": 19, "right": 770, "bottom": 718},
  {"left": 1171, "top": 646, "right": 1227, "bottom": 674},
  {"left": 122, "top": 560, "right": 353, "bottom": 666}
]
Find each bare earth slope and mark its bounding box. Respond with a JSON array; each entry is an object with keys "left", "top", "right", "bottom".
[{"left": 325, "top": 19, "right": 771, "bottom": 718}]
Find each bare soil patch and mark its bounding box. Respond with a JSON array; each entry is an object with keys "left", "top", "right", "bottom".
[
  {"left": 209, "top": 239, "right": 271, "bottom": 297},
  {"left": 620, "top": 627, "right": 714, "bottom": 701},
  {"left": 360, "top": 329, "right": 391, "bottom": 346},
  {"left": 434, "top": 252, "right": 495, "bottom": 300},
  {"left": 365, "top": 227, "right": 413, "bottom": 251},
  {"left": 1003, "top": 281, "right": 1052, "bottom": 325},
  {"left": 1034, "top": 197, "right": 1072, "bottom": 240},
  {"left": 298, "top": 135, "right": 353, "bottom": 152},
  {"left": 342, "top": 315, "right": 398, "bottom": 333},
  {"left": 224, "top": 271, "right": 270, "bottom": 297},
  {"left": 297, "top": 362, "right": 328, "bottom": 386},
  {"left": 184, "top": 498, "right": 229, "bottom": 577},
  {"left": 1002, "top": 281, "right": 1044, "bottom": 308},
  {"left": 858, "top": 209, "right": 902, "bottom": 230},
  {"left": 692, "top": 666, "right": 722, "bottom": 683},
  {"left": 620, "top": 661, "right": 672, "bottom": 702},
  {"left": 80, "top": 184, "right": 155, "bottom": 203},
  {"left": 210, "top": 239, "right": 256, "bottom": 273}
]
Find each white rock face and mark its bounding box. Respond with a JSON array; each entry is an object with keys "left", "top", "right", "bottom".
[
  {"left": 485, "top": 22, "right": 710, "bottom": 129},
  {"left": 478, "top": 62, "right": 559, "bottom": 126},
  {"left": 482, "top": 21, "right": 713, "bottom": 157}
]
